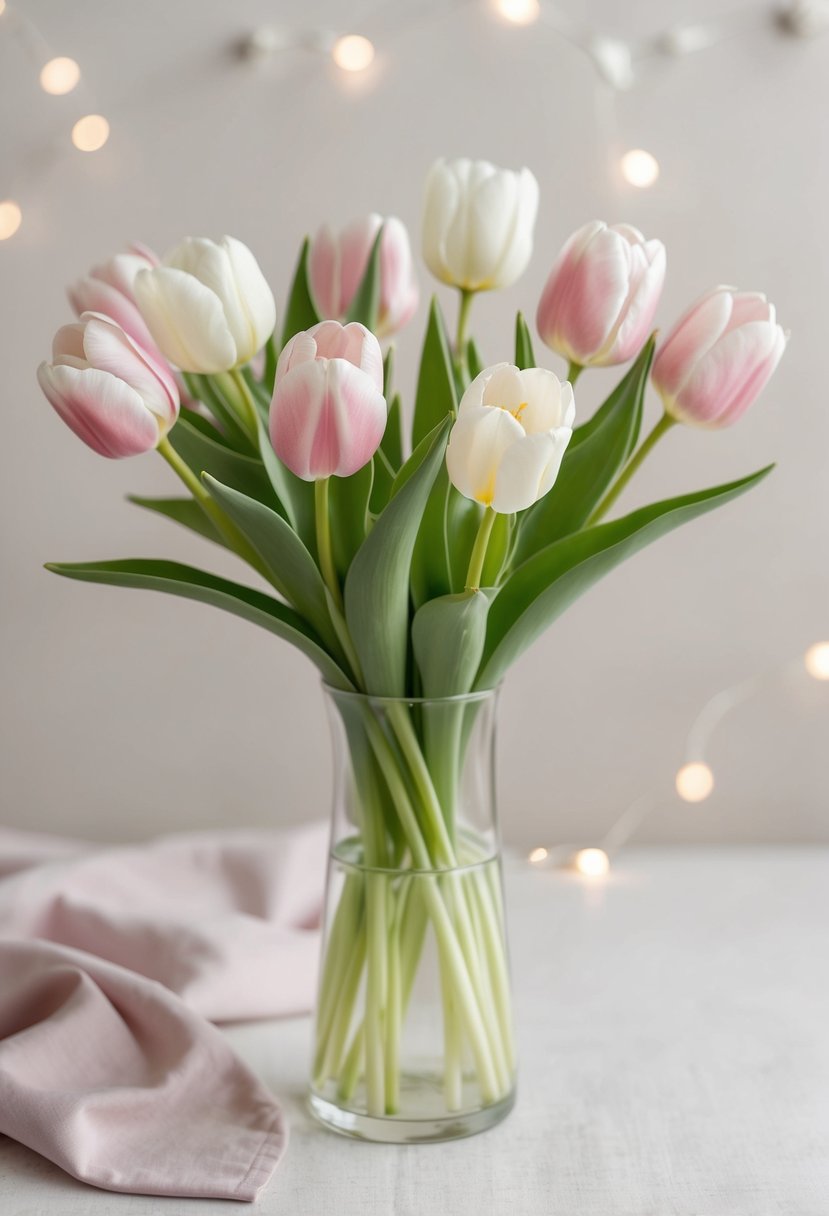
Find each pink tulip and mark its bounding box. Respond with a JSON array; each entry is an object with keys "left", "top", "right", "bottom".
[
  {"left": 652, "top": 287, "right": 787, "bottom": 428},
  {"left": 308, "top": 215, "right": 419, "bottom": 339},
  {"left": 68, "top": 245, "right": 166, "bottom": 363},
  {"left": 37, "top": 313, "right": 179, "bottom": 458},
  {"left": 269, "top": 321, "right": 387, "bottom": 481},
  {"left": 536, "top": 221, "right": 666, "bottom": 368}
]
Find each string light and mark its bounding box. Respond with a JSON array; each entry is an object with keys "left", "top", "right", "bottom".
[
  {"left": 675, "top": 761, "right": 714, "bottom": 803},
  {"left": 0, "top": 200, "right": 22, "bottom": 241},
  {"left": 39, "top": 56, "right": 81, "bottom": 95},
  {"left": 804, "top": 641, "right": 829, "bottom": 680},
  {"left": 495, "top": 0, "right": 541, "bottom": 25},
  {"left": 620, "top": 148, "right": 660, "bottom": 188},
  {"left": 573, "top": 848, "right": 610, "bottom": 878},
  {"left": 528, "top": 845, "right": 549, "bottom": 864},
  {"left": 332, "top": 34, "right": 375, "bottom": 72},
  {"left": 71, "top": 114, "right": 110, "bottom": 152}
]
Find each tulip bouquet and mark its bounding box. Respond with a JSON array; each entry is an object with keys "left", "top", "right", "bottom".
[{"left": 38, "top": 157, "right": 785, "bottom": 1136}]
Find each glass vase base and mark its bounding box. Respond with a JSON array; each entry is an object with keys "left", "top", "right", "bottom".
[{"left": 308, "top": 1087, "right": 516, "bottom": 1144}]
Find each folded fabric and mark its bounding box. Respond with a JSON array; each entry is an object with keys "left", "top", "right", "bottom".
[
  {"left": 0, "top": 822, "right": 330, "bottom": 1200},
  {"left": 0, "top": 822, "right": 328, "bottom": 1020},
  {"left": 0, "top": 939, "right": 287, "bottom": 1200}
]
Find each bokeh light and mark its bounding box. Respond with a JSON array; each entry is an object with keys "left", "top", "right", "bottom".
[{"left": 675, "top": 761, "right": 714, "bottom": 802}]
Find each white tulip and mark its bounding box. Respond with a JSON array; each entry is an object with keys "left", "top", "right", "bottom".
[
  {"left": 422, "top": 158, "right": 539, "bottom": 292},
  {"left": 446, "top": 363, "right": 575, "bottom": 514},
  {"left": 134, "top": 236, "right": 276, "bottom": 374}
]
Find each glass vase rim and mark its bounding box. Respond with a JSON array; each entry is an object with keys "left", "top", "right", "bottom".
[{"left": 321, "top": 681, "right": 502, "bottom": 707}]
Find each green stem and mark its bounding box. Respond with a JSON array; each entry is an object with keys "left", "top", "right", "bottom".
[
  {"left": 315, "top": 478, "right": 342, "bottom": 612},
  {"left": 220, "top": 367, "right": 260, "bottom": 441},
  {"left": 465, "top": 506, "right": 496, "bottom": 592},
  {"left": 567, "top": 361, "right": 584, "bottom": 386},
  {"left": 457, "top": 289, "right": 474, "bottom": 354},
  {"left": 156, "top": 437, "right": 270, "bottom": 579},
  {"left": 586, "top": 412, "right": 676, "bottom": 526}
]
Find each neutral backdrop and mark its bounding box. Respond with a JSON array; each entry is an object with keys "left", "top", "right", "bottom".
[{"left": 1, "top": 0, "right": 827, "bottom": 847}]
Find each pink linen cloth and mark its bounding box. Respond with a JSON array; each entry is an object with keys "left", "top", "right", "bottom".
[{"left": 0, "top": 822, "right": 329, "bottom": 1201}]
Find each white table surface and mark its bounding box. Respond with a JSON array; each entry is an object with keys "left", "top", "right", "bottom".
[{"left": 2, "top": 848, "right": 828, "bottom": 1216}]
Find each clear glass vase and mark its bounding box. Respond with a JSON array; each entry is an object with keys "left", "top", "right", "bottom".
[{"left": 309, "top": 685, "right": 516, "bottom": 1143}]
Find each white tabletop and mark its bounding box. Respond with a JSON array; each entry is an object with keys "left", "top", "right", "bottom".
[{"left": 2, "top": 848, "right": 828, "bottom": 1215}]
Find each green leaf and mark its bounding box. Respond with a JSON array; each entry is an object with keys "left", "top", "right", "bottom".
[
  {"left": 127, "top": 496, "right": 225, "bottom": 548},
  {"left": 344, "top": 227, "right": 383, "bottom": 329},
  {"left": 467, "top": 338, "right": 484, "bottom": 380},
  {"left": 412, "top": 590, "right": 492, "bottom": 698},
  {"left": 512, "top": 335, "right": 655, "bottom": 565},
  {"left": 410, "top": 469, "right": 479, "bottom": 608},
  {"left": 201, "top": 475, "right": 342, "bottom": 658},
  {"left": 383, "top": 345, "right": 395, "bottom": 397},
  {"left": 380, "top": 392, "right": 403, "bottom": 472},
  {"left": 344, "top": 418, "right": 451, "bottom": 695},
  {"left": 254, "top": 414, "right": 316, "bottom": 553},
  {"left": 514, "top": 312, "right": 536, "bottom": 370},
  {"left": 389, "top": 415, "right": 450, "bottom": 500},
  {"left": 412, "top": 297, "right": 458, "bottom": 449},
  {"left": 477, "top": 465, "right": 773, "bottom": 689},
  {"left": 329, "top": 461, "right": 374, "bottom": 579},
  {"left": 281, "top": 238, "right": 321, "bottom": 347},
  {"left": 263, "top": 332, "right": 278, "bottom": 393},
  {"left": 45, "top": 558, "right": 352, "bottom": 690},
  {"left": 168, "top": 414, "right": 278, "bottom": 509}
]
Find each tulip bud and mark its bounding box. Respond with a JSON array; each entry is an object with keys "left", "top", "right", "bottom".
[
  {"left": 536, "top": 221, "right": 666, "bottom": 369},
  {"left": 652, "top": 286, "right": 787, "bottom": 428},
  {"left": 134, "top": 236, "right": 276, "bottom": 374},
  {"left": 37, "top": 314, "right": 180, "bottom": 458},
  {"left": 422, "top": 158, "right": 539, "bottom": 293},
  {"left": 68, "top": 244, "right": 163, "bottom": 361},
  {"left": 269, "top": 321, "right": 387, "bottom": 481},
  {"left": 446, "top": 363, "right": 575, "bottom": 514},
  {"left": 309, "top": 214, "right": 419, "bottom": 338}
]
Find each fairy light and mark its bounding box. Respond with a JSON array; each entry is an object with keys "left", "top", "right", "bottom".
[
  {"left": 39, "top": 56, "right": 81, "bottom": 95},
  {"left": 620, "top": 148, "right": 660, "bottom": 188},
  {"left": 804, "top": 641, "right": 829, "bottom": 680},
  {"left": 332, "top": 34, "right": 375, "bottom": 72},
  {"left": 495, "top": 0, "right": 541, "bottom": 25},
  {"left": 528, "top": 845, "right": 548, "bottom": 865},
  {"left": 71, "top": 114, "right": 110, "bottom": 152},
  {"left": 675, "top": 761, "right": 714, "bottom": 803},
  {"left": 0, "top": 200, "right": 22, "bottom": 240},
  {"left": 573, "top": 848, "right": 610, "bottom": 878}
]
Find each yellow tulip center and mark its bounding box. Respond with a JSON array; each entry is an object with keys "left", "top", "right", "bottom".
[{"left": 506, "top": 400, "right": 528, "bottom": 423}]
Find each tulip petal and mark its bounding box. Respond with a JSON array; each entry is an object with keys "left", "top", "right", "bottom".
[
  {"left": 377, "top": 216, "right": 419, "bottom": 336},
  {"left": 134, "top": 267, "right": 237, "bottom": 373},
  {"left": 308, "top": 224, "right": 343, "bottom": 319},
  {"left": 672, "top": 320, "right": 785, "bottom": 427},
  {"left": 69, "top": 275, "right": 160, "bottom": 356},
  {"left": 446, "top": 405, "right": 523, "bottom": 507},
  {"left": 81, "top": 315, "right": 179, "bottom": 426},
  {"left": 422, "top": 159, "right": 462, "bottom": 285},
  {"left": 652, "top": 288, "right": 734, "bottom": 399},
  {"left": 514, "top": 368, "right": 575, "bottom": 432},
  {"left": 458, "top": 363, "right": 510, "bottom": 416},
  {"left": 222, "top": 235, "right": 277, "bottom": 358},
  {"left": 451, "top": 167, "right": 518, "bottom": 290},
  {"left": 492, "top": 430, "right": 571, "bottom": 514},
  {"left": 338, "top": 215, "right": 381, "bottom": 316},
  {"left": 489, "top": 168, "right": 539, "bottom": 290},
  {"left": 270, "top": 358, "right": 386, "bottom": 481},
  {"left": 604, "top": 239, "right": 666, "bottom": 365},
  {"left": 37, "top": 363, "right": 159, "bottom": 458},
  {"left": 481, "top": 365, "right": 527, "bottom": 412}
]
